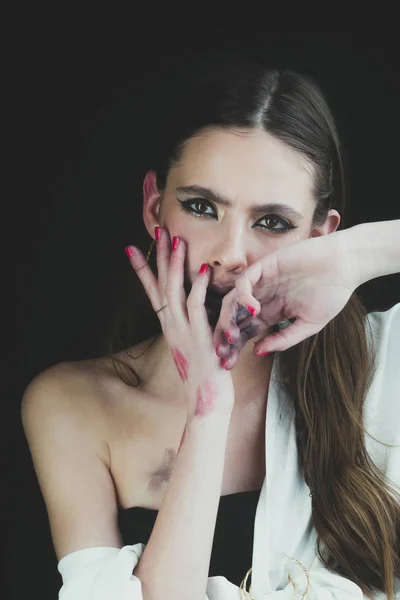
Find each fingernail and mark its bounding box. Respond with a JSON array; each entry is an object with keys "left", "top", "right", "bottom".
[
  {"left": 172, "top": 236, "right": 179, "bottom": 250},
  {"left": 215, "top": 344, "right": 220, "bottom": 356},
  {"left": 155, "top": 226, "right": 161, "bottom": 241},
  {"left": 256, "top": 349, "right": 269, "bottom": 356},
  {"left": 222, "top": 359, "right": 228, "bottom": 368},
  {"left": 247, "top": 305, "right": 257, "bottom": 317},
  {"left": 199, "top": 263, "right": 209, "bottom": 274},
  {"left": 125, "top": 246, "right": 133, "bottom": 258},
  {"left": 224, "top": 331, "right": 233, "bottom": 344}
]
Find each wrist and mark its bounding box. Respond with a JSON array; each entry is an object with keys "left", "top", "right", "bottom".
[
  {"left": 187, "top": 402, "right": 234, "bottom": 425},
  {"left": 185, "top": 408, "right": 232, "bottom": 448},
  {"left": 341, "top": 220, "right": 400, "bottom": 287}
]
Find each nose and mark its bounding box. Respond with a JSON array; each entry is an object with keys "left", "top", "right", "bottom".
[{"left": 208, "top": 225, "right": 248, "bottom": 274}]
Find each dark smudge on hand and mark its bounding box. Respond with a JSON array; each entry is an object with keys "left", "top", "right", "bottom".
[
  {"left": 183, "top": 273, "right": 254, "bottom": 331},
  {"left": 235, "top": 305, "right": 252, "bottom": 325},
  {"left": 239, "top": 321, "right": 260, "bottom": 341}
]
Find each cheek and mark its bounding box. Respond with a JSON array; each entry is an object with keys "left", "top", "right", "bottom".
[
  {"left": 164, "top": 216, "right": 209, "bottom": 276},
  {"left": 184, "top": 237, "right": 208, "bottom": 281},
  {"left": 163, "top": 209, "right": 201, "bottom": 243}
]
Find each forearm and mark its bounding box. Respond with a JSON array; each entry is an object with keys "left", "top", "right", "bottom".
[
  {"left": 133, "top": 408, "right": 232, "bottom": 600},
  {"left": 343, "top": 219, "right": 400, "bottom": 286}
]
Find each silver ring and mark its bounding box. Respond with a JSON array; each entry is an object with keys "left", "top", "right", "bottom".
[
  {"left": 156, "top": 304, "right": 168, "bottom": 313},
  {"left": 276, "top": 317, "right": 297, "bottom": 330}
]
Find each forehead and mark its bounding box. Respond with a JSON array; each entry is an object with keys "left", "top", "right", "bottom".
[{"left": 169, "top": 127, "right": 315, "bottom": 207}]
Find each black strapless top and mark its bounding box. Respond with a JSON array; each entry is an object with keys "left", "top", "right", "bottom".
[{"left": 117, "top": 488, "right": 261, "bottom": 587}]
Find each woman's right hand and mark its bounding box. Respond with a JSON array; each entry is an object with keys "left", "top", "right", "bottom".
[{"left": 125, "top": 227, "right": 235, "bottom": 419}]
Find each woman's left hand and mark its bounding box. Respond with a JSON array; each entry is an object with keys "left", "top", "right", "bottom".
[{"left": 213, "top": 229, "right": 359, "bottom": 369}]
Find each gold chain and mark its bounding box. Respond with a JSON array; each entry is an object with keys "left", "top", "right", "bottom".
[
  {"left": 284, "top": 554, "right": 311, "bottom": 599},
  {"left": 146, "top": 239, "right": 155, "bottom": 263},
  {"left": 239, "top": 567, "right": 254, "bottom": 599}
]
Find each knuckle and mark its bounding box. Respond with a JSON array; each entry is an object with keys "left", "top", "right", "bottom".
[
  {"left": 164, "top": 284, "right": 174, "bottom": 301},
  {"left": 134, "top": 262, "right": 148, "bottom": 273},
  {"left": 186, "top": 295, "right": 202, "bottom": 310},
  {"left": 236, "top": 272, "right": 247, "bottom": 285}
]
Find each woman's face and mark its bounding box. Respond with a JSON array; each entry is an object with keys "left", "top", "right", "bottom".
[{"left": 152, "top": 127, "right": 339, "bottom": 288}]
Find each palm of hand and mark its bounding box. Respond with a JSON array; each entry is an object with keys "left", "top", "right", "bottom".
[{"left": 255, "top": 234, "right": 354, "bottom": 332}]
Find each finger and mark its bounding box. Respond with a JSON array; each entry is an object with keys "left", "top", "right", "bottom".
[
  {"left": 186, "top": 263, "right": 213, "bottom": 343},
  {"left": 234, "top": 261, "right": 264, "bottom": 315},
  {"left": 236, "top": 291, "right": 261, "bottom": 319},
  {"left": 234, "top": 251, "right": 281, "bottom": 318},
  {"left": 165, "top": 236, "right": 188, "bottom": 327},
  {"left": 238, "top": 319, "right": 264, "bottom": 345},
  {"left": 217, "top": 318, "right": 261, "bottom": 363},
  {"left": 214, "top": 314, "right": 251, "bottom": 357},
  {"left": 156, "top": 227, "right": 171, "bottom": 298},
  {"left": 223, "top": 305, "right": 256, "bottom": 345},
  {"left": 126, "top": 245, "right": 162, "bottom": 312},
  {"left": 213, "top": 288, "right": 242, "bottom": 349},
  {"left": 235, "top": 304, "right": 255, "bottom": 326},
  {"left": 221, "top": 347, "right": 239, "bottom": 370},
  {"left": 215, "top": 340, "right": 231, "bottom": 360},
  {"left": 253, "top": 317, "right": 321, "bottom": 354}
]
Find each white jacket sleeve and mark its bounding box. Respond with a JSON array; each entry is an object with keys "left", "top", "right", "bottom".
[
  {"left": 57, "top": 544, "right": 145, "bottom": 599},
  {"left": 57, "top": 544, "right": 237, "bottom": 599}
]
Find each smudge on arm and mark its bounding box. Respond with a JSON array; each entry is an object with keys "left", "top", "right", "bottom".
[
  {"left": 194, "top": 379, "right": 217, "bottom": 418},
  {"left": 172, "top": 348, "right": 189, "bottom": 381}
]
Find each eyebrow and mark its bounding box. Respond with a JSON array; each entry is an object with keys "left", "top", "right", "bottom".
[{"left": 176, "top": 185, "right": 304, "bottom": 220}]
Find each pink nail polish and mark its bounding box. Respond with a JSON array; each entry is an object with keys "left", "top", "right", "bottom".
[
  {"left": 215, "top": 344, "right": 220, "bottom": 356},
  {"left": 172, "top": 236, "right": 179, "bottom": 250},
  {"left": 224, "top": 331, "right": 233, "bottom": 344},
  {"left": 256, "top": 349, "right": 269, "bottom": 356},
  {"left": 199, "top": 263, "right": 209, "bottom": 274},
  {"left": 125, "top": 246, "right": 133, "bottom": 258},
  {"left": 222, "top": 359, "right": 228, "bottom": 368},
  {"left": 248, "top": 305, "right": 257, "bottom": 317},
  {"left": 155, "top": 226, "right": 161, "bottom": 241}
]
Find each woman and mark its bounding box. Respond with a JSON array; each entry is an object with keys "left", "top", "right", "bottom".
[{"left": 21, "top": 58, "right": 400, "bottom": 598}]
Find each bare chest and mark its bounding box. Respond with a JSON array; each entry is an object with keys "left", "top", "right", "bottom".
[{"left": 108, "top": 391, "right": 267, "bottom": 511}]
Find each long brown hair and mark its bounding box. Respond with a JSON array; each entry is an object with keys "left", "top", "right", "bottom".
[{"left": 106, "top": 58, "right": 400, "bottom": 597}]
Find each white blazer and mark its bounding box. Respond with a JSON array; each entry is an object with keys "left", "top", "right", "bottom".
[{"left": 58, "top": 303, "right": 400, "bottom": 599}]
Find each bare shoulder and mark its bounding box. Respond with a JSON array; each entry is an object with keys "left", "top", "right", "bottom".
[
  {"left": 21, "top": 351, "right": 153, "bottom": 471},
  {"left": 22, "top": 360, "right": 111, "bottom": 463}
]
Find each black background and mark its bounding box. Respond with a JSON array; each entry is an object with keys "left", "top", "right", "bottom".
[{"left": 10, "top": 15, "right": 400, "bottom": 599}]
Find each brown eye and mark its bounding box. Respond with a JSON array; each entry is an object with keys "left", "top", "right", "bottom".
[
  {"left": 265, "top": 217, "right": 280, "bottom": 228},
  {"left": 177, "top": 198, "right": 217, "bottom": 219},
  {"left": 255, "top": 215, "right": 297, "bottom": 235},
  {"left": 193, "top": 200, "right": 209, "bottom": 214}
]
